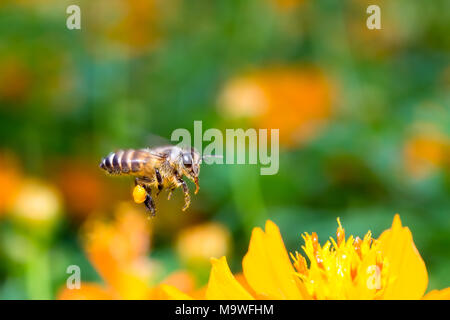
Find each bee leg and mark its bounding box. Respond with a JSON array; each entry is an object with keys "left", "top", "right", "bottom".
[
  {"left": 178, "top": 178, "right": 191, "bottom": 211},
  {"left": 167, "top": 187, "right": 175, "bottom": 200},
  {"left": 142, "top": 186, "right": 156, "bottom": 217},
  {"left": 155, "top": 168, "right": 163, "bottom": 196},
  {"left": 135, "top": 176, "right": 152, "bottom": 185}
]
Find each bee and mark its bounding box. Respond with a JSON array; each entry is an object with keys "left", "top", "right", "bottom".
[{"left": 99, "top": 146, "right": 201, "bottom": 216}]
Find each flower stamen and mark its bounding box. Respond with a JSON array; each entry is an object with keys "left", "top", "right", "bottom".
[
  {"left": 354, "top": 236, "right": 362, "bottom": 258},
  {"left": 293, "top": 219, "right": 391, "bottom": 299},
  {"left": 336, "top": 217, "right": 345, "bottom": 246}
]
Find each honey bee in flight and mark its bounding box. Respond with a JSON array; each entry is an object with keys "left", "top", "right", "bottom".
[{"left": 99, "top": 146, "right": 201, "bottom": 216}]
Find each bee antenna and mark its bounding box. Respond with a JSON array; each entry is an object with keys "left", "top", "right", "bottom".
[
  {"left": 200, "top": 154, "right": 223, "bottom": 163},
  {"left": 202, "top": 154, "right": 223, "bottom": 159}
]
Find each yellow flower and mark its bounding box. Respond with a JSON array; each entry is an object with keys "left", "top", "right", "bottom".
[{"left": 166, "top": 215, "right": 449, "bottom": 300}]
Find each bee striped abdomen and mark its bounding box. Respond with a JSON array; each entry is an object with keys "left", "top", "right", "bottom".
[{"left": 100, "top": 149, "right": 146, "bottom": 175}]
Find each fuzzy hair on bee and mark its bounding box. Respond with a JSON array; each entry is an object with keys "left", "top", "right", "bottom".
[{"left": 99, "top": 146, "right": 201, "bottom": 216}]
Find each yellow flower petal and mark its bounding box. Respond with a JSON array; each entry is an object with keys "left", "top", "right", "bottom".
[
  {"left": 377, "top": 214, "right": 428, "bottom": 299},
  {"left": 158, "top": 284, "right": 193, "bottom": 300},
  {"left": 205, "top": 257, "right": 254, "bottom": 300},
  {"left": 242, "top": 220, "right": 305, "bottom": 299},
  {"left": 423, "top": 288, "right": 450, "bottom": 300}
]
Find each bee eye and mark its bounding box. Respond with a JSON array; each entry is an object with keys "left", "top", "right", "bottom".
[{"left": 183, "top": 154, "right": 192, "bottom": 167}]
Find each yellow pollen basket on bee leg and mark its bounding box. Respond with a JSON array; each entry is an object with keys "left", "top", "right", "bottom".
[{"left": 133, "top": 185, "right": 147, "bottom": 204}]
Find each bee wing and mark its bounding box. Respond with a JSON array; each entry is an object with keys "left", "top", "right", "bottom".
[
  {"left": 144, "top": 133, "right": 173, "bottom": 149},
  {"left": 133, "top": 149, "right": 169, "bottom": 174},
  {"left": 140, "top": 148, "right": 168, "bottom": 160}
]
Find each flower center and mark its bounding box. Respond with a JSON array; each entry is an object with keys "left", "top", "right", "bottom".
[{"left": 291, "top": 218, "right": 392, "bottom": 299}]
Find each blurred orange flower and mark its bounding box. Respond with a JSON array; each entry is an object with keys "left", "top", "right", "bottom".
[
  {"left": 0, "top": 57, "right": 32, "bottom": 104},
  {"left": 219, "top": 67, "right": 334, "bottom": 148},
  {"left": 0, "top": 153, "right": 23, "bottom": 215},
  {"left": 86, "top": 0, "right": 162, "bottom": 56},
  {"left": 404, "top": 128, "right": 449, "bottom": 179},
  {"left": 176, "top": 222, "right": 231, "bottom": 264},
  {"left": 58, "top": 202, "right": 196, "bottom": 300},
  {"left": 273, "top": 0, "right": 305, "bottom": 11},
  {"left": 346, "top": 0, "right": 411, "bottom": 58},
  {"left": 55, "top": 160, "right": 110, "bottom": 220},
  {"left": 166, "top": 215, "right": 449, "bottom": 300}
]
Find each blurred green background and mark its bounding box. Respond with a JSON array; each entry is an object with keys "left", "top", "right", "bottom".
[{"left": 0, "top": 0, "right": 449, "bottom": 299}]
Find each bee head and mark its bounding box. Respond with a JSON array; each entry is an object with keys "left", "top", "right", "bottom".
[{"left": 181, "top": 147, "right": 201, "bottom": 194}]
